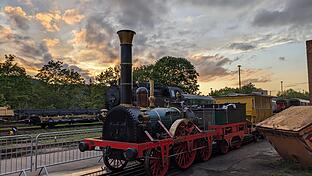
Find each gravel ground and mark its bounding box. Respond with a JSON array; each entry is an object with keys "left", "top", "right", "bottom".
[
  {"left": 178, "top": 140, "right": 312, "bottom": 176},
  {"left": 26, "top": 140, "right": 311, "bottom": 176}
]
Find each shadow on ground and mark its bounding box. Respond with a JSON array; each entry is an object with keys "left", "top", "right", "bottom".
[{"left": 177, "top": 140, "right": 312, "bottom": 176}]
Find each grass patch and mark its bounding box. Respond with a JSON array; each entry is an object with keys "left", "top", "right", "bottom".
[{"left": 271, "top": 159, "right": 312, "bottom": 176}]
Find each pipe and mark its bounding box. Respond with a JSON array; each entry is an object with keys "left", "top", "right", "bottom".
[
  {"left": 117, "top": 30, "right": 136, "bottom": 105},
  {"left": 149, "top": 79, "right": 155, "bottom": 107},
  {"left": 306, "top": 40, "right": 312, "bottom": 105}
]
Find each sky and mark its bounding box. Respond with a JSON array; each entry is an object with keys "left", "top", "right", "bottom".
[{"left": 0, "top": 0, "right": 311, "bottom": 95}]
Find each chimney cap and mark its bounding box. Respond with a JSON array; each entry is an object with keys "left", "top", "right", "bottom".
[{"left": 117, "top": 30, "right": 136, "bottom": 45}]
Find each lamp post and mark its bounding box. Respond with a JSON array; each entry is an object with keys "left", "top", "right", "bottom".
[{"left": 238, "top": 65, "right": 241, "bottom": 89}]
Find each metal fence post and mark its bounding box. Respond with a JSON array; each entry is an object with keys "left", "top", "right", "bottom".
[
  {"left": 34, "top": 128, "right": 102, "bottom": 173},
  {"left": 0, "top": 135, "right": 33, "bottom": 176}
]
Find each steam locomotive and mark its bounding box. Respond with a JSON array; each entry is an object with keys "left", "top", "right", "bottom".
[
  {"left": 105, "top": 84, "right": 215, "bottom": 110},
  {"left": 79, "top": 30, "right": 251, "bottom": 176}
]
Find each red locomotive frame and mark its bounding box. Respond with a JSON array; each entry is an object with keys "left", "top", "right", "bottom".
[{"left": 80, "top": 120, "right": 250, "bottom": 176}]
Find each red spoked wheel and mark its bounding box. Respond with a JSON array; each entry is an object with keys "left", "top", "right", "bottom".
[
  {"left": 218, "top": 140, "right": 229, "bottom": 154},
  {"left": 103, "top": 155, "right": 128, "bottom": 172},
  {"left": 144, "top": 148, "right": 169, "bottom": 176},
  {"left": 231, "top": 136, "right": 242, "bottom": 149},
  {"left": 196, "top": 138, "right": 212, "bottom": 161},
  {"left": 235, "top": 140, "right": 242, "bottom": 149},
  {"left": 170, "top": 119, "right": 199, "bottom": 170}
]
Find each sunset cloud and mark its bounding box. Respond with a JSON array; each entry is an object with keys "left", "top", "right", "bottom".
[
  {"left": 70, "top": 29, "right": 86, "bottom": 45},
  {"left": 0, "top": 25, "right": 13, "bottom": 41},
  {"left": 62, "top": 9, "right": 85, "bottom": 25},
  {"left": 43, "top": 38, "right": 59, "bottom": 47},
  {"left": 191, "top": 54, "right": 235, "bottom": 82},
  {"left": 35, "top": 10, "right": 62, "bottom": 32},
  {"left": 0, "top": 0, "right": 310, "bottom": 94},
  {"left": 4, "top": 6, "right": 31, "bottom": 30}
]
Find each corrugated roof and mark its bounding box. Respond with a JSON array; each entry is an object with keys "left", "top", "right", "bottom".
[{"left": 215, "top": 93, "right": 275, "bottom": 98}]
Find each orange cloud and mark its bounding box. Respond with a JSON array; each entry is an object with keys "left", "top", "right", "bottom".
[
  {"left": 70, "top": 29, "right": 86, "bottom": 45},
  {"left": 62, "top": 9, "right": 85, "bottom": 25},
  {"left": 4, "top": 6, "right": 31, "bottom": 30},
  {"left": 35, "top": 11, "right": 62, "bottom": 32},
  {"left": 43, "top": 38, "right": 60, "bottom": 47},
  {"left": 0, "top": 25, "right": 13, "bottom": 40},
  {"left": 4, "top": 6, "right": 29, "bottom": 18}
]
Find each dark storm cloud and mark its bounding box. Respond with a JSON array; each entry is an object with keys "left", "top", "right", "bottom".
[
  {"left": 63, "top": 64, "right": 91, "bottom": 81},
  {"left": 18, "top": 41, "right": 41, "bottom": 57},
  {"left": 85, "top": 16, "right": 114, "bottom": 46},
  {"left": 253, "top": 0, "right": 312, "bottom": 27},
  {"left": 112, "top": 0, "right": 168, "bottom": 29},
  {"left": 278, "top": 56, "right": 286, "bottom": 61},
  {"left": 7, "top": 14, "right": 29, "bottom": 30},
  {"left": 241, "top": 78, "right": 270, "bottom": 85},
  {"left": 228, "top": 42, "right": 256, "bottom": 51},
  {"left": 3, "top": 6, "right": 30, "bottom": 30},
  {"left": 135, "top": 34, "right": 148, "bottom": 46},
  {"left": 84, "top": 15, "right": 118, "bottom": 60},
  {"left": 38, "top": 42, "right": 53, "bottom": 63},
  {"left": 10, "top": 34, "right": 53, "bottom": 64},
  {"left": 178, "top": 0, "right": 259, "bottom": 8},
  {"left": 216, "top": 57, "right": 231, "bottom": 66},
  {"left": 191, "top": 55, "right": 235, "bottom": 81}
]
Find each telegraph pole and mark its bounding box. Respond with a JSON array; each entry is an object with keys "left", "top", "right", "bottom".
[
  {"left": 280, "top": 80, "right": 283, "bottom": 93},
  {"left": 238, "top": 65, "right": 241, "bottom": 89}
]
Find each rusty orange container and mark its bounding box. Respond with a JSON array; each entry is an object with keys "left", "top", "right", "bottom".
[{"left": 257, "top": 106, "right": 312, "bottom": 167}]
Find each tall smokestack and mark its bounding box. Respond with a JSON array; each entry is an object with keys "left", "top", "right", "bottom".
[
  {"left": 117, "top": 30, "right": 136, "bottom": 105},
  {"left": 306, "top": 40, "right": 312, "bottom": 104}
]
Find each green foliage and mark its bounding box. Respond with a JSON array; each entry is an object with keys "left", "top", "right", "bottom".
[
  {"left": 0, "top": 54, "right": 27, "bottom": 77},
  {"left": 277, "top": 89, "right": 309, "bottom": 100},
  {"left": 211, "top": 83, "right": 264, "bottom": 96},
  {"left": 132, "top": 56, "right": 200, "bottom": 94},
  {"left": 133, "top": 65, "right": 154, "bottom": 83},
  {"left": 0, "top": 55, "right": 107, "bottom": 109},
  {"left": 35, "top": 60, "right": 85, "bottom": 85},
  {"left": 95, "top": 66, "right": 119, "bottom": 86},
  {"left": 152, "top": 56, "right": 199, "bottom": 94},
  {"left": 0, "top": 55, "right": 32, "bottom": 109},
  {"left": 0, "top": 55, "right": 201, "bottom": 109},
  {"left": 0, "top": 94, "right": 7, "bottom": 106}
]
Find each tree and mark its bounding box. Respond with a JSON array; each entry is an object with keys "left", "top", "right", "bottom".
[
  {"left": 0, "top": 94, "right": 7, "bottom": 106},
  {"left": 133, "top": 65, "right": 154, "bottom": 83},
  {"left": 36, "top": 60, "right": 84, "bottom": 85},
  {"left": 0, "top": 54, "right": 27, "bottom": 77},
  {"left": 210, "top": 83, "right": 264, "bottom": 96},
  {"left": 210, "top": 87, "right": 238, "bottom": 96},
  {"left": 0, "top": 55, "right": 32, "bottom": 109},
  {"left": 240, "top": 83, "right": 264, "bottom": 94},
  {"left": 152, "top": 56, "right": 200, "bottom": 94},
  {"left": 95, "top": 66, "right": 120, "bottom": 86},
  {"left": 277, "top": 89, "right": 309, "bottom": 100}
]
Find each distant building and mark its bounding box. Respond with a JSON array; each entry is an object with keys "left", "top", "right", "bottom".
[
  {"left": 252, "top": 90, "right": 268, "bottom": 96},
  {"left": 214, "top": 93, "right": 274, "bottom": 124}
]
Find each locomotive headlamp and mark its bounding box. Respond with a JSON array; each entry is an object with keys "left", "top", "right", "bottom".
[
  {"left": 78, "top": 142, "right": 89, "bottom": 152},
  {"left": 123, "top": 148, "right": 138, "bottom": 160}
]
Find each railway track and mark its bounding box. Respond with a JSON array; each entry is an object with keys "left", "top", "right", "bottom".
[
  {"left": 80, "top": 163, "right": 181, "bottom": 176},
  {"left": 0, "top": 122, "right": 102, "bottom": 136},
  {"left": 79, "top": 135, "right": 257, "bottom": 176}
]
